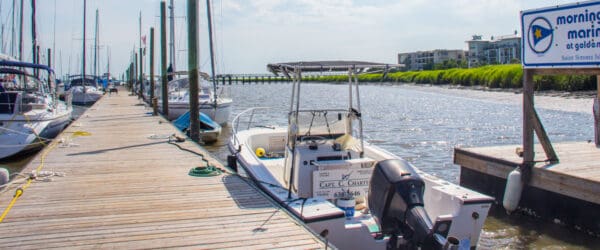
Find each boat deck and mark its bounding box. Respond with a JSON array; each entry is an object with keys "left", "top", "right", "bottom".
[{"left": 0, "top": 88, "right": 326, "bottom": 249}]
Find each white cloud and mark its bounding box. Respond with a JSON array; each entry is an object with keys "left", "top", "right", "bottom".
[{"left": 1, "top": 0, "right": 581, "bottom": 75}]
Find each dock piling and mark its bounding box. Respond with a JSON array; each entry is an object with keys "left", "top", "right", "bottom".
[
  {"left": 160, "top": 1, "right": 168, "bottom": 118},
  {"left": 150, "top": 27, "right": 156, "bottom": 116},
  {"left": 187, "top": 0, "right": 200, "bottom": 142}
]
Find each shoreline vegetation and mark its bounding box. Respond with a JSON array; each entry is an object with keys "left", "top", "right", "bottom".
[{"left": 301, "top": 64, "right": 597, "bottom": 92}]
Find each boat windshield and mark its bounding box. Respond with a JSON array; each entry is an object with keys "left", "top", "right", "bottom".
[
  {"left": 69, "top": 77, "right": 97, "bottom": 87},
  {"left": 290, "top": 109, "right": 354, "bottom": 139},
  {"left": 0, "top": 69, "right": 50, "bottom": 94},
  {"left": 167, "top": 78, "right": 212, "bottom": 92}
]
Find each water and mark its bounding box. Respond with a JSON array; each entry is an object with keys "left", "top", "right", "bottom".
[{"left": 206, "top": 82, "right": 600, "bottom": 249}]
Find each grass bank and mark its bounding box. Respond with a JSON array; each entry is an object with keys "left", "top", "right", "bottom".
[{"left": 306, "top": 64, "right": 597, "bottom": 91}]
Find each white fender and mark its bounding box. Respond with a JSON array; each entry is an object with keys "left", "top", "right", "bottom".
[
  {"left": 0, "top": 168, "right": 8, "bottom": 187},
  {"left": 502, "top": 167, "right": 523, "bottom": 213}
]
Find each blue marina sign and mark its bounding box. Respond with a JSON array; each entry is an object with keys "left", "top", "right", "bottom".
[{"left": 522, "top": 1, "right": 600, "bottom": 68}]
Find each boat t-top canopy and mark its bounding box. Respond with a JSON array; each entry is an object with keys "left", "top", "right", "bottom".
[
  {"left": 267, "top": 60, "right": 402, "bottom": 76},
  {"left": 0, "top": 60, "right": 54, "bottom": 74}
]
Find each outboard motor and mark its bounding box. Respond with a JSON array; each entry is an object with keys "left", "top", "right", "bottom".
[{"left": 369, "top": 159, "right": 455, "bottom": 250}]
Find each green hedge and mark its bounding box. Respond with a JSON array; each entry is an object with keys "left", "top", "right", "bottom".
[{"left": 303, "top": 64, "right": 596, "bottom": 91}]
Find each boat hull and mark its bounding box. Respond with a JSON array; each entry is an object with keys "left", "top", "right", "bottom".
[
  {"left": 69, "top": 86, "right": 103, "bottom": 105},
  {"left": 0, "top": 109, "right": 71, "bottom": 160},
  {"left": 229, "top": 127, "right": 493, "bottom": 249},
  {"left": 160, "top": 99, "right": 232, "bottom": 125}
]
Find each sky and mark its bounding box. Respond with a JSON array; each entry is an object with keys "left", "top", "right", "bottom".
[{"left": 0, "top": 0, "right": 579, "bottom": 77}]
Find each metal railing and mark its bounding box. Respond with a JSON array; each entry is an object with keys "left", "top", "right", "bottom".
[{"left": 231, "top": 107, "right": 273, "bottom": 147}]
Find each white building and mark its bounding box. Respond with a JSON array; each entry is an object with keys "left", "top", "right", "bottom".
[
  {"left": 398, "top": 33, "right": 522, "bottom": 70},
  {"left": 466, "top": 34, "right": 521, "bottom": 67},
  {"left": 398, "top": 49, "right": 466, "bottom": 71}
]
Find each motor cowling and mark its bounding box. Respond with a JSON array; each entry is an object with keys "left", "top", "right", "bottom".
[{"left": 368, "top": 159, "right": 446, "bottom": 249}]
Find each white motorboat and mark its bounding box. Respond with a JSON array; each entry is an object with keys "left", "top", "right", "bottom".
[
  {"left": 158, "top": 73, "right": 232, "bottom": 125},
  {"left": 67, "top": 75, "right": 103, "bottom": 105},
  {"left": 229, "top": 61, "right": 493, "bottom": 250},
  {"left": 0, "top": 60, "right": 72, "bottom": 159}
]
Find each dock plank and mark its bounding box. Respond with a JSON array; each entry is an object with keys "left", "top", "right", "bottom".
[
  {"left": 454, "top": 141, "right": 600, "bottom": 205},
  {"left": 0, "top": 90, "right": 326, "bottom": 249}
]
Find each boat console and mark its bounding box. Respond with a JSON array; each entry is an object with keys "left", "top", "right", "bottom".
[{"left": 287, "top": 135, "right": 375, "bottom": 199}]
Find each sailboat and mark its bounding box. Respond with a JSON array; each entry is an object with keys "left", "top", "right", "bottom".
[
  {"left": 67, "top": 2, "right": 103, "bottom": 106},
  {"left": 157, "top": 0, "right": 232, "bottom": 125},
  {"left": 229, "top": 61, "right": 493, "bottom": 249},
  {"left": 158, "top": 74, "right": 232, "bottom": 124},
  {"left": 0, "top": 58, "right": 72, "bottom": 159}
]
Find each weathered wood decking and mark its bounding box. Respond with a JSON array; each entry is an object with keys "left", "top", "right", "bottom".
[
  {"left": 454, "top": 141, "right": 600, "bottom": 234},
  {"left": 0, "top": 90, "right": 326, "bottom": 249},
  {"left": 455, "top": 142, "right": 600, "bottom": 204}
]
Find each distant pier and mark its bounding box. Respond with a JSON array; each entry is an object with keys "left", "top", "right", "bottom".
[
  {"left": 0, "top": 88, "right": 327, "bottom": 249},
  {"left": 216, "top": 74, "right": 290, "bottom": 85}
]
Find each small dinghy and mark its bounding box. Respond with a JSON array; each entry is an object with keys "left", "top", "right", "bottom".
[{"left": 173, "top": 110, "right": 221, "bottom": 143}]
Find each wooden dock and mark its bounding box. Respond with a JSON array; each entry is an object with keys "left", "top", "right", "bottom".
[
  {"left": 0, "top": 90, "right": 327, "bottom": 249},
  {"left": 454, "top": 141, "right": 600, "bottom": 235}
]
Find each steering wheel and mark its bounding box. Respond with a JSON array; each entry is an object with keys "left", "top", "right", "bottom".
[{"left": 300, "top": 135, "right": 327, "bottom": 145}]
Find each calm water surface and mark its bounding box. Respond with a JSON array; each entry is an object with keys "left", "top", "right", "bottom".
[{"left": 206, "top": 82, "right": 599, "bottom": 249}]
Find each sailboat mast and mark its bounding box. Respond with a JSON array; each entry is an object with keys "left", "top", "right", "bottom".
[
  {"left": 53, "top": 0, "right": 56, "bottom": 68},
  {"left": 206, "top": 0, "right": 217, "bottom": 110},
  {"left": 18, "top": 0, "right": 23, "bottom": 62},
  {"left": 94, "top": 9, "right": 98, "bottom": 77},
  {"left": 31, "top": 0, "right": 36, "bottom": 65},
  {"left": 169, "top": 0, "right": 176, "bottom": 72},
  {"left": 106, "top": 47, "right": 109, "bottom": 78},
  {"left": 10, "top": 0, "right": 15, "bottom": 57},
  {"left": 82, "top": 0, "right": 86, "bottom": 80}
]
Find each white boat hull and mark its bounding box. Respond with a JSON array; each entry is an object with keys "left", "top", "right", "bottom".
[
  {"left": 69, "top": 86, "right": 103, "bottom": 105},
  {"left": 229, "top": 127, "right": 493, "bottom": 250},
  {"left": 0, "top": 60, "right": 73, "bottom": 159},
  {"left": 159, "top": 99, "right": 232, "bottom": 125},
  {"left": 0, "top": 106, "right": 71, "bottom": 159}
]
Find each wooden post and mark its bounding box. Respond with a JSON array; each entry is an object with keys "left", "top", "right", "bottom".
[
  {"left": 150, "top": 27, "right": 156, "bottom": 116},
  {"left": 47, "top": 48, "right": 52, "bottom": 91},
  {"left": 126, "top": 66, "right": 129, "bottom": 90},
  {"left": 82, "top": 0, "right": 86, "bottom": 82},
  {"left": 595, "top": 76, "right": 600, "bottom": 146},
  {"left": 522, "top": 69, "right": 535, "bottom": 182},
  {"left": 522, "top": 70, "right": 558, "bottom": 163},
  {"left": 139, "top": 47, "right": 143, "bottom": 99},
  {"left": 530, "top": 105, "right": 558, "bottom": 162},
  {"left": 187, "top": 0, "right": 200, "bottom": 142},
  {"left": 160, "top": 1, "right": 168, "bottom": 118},
  {"left": 129, "top": 62, "right": 134, "bottom": 91},
  {"left": 18, "top": 0, "right": 23, "bottom": 62},
  {"left": 47, "top": 48, "right": 51, "bottom": 67},
  {"left": 133, "top": 53, "right": 137, "bottom": 95}
]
